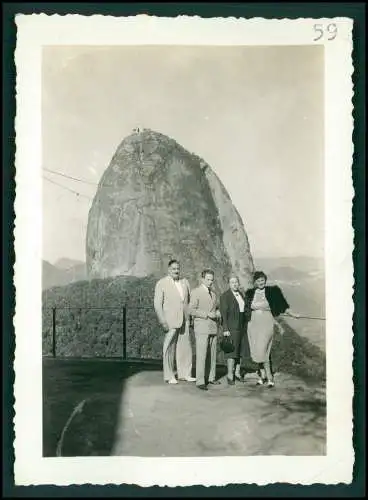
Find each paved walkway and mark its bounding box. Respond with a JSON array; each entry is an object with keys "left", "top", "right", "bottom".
[{"left": 111, "top": 371, "right": 326, "bottom": 456}]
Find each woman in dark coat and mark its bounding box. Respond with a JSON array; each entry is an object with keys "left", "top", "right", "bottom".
[
  {"left": 219, "top": 275, "right": 249, "bottom": 385},
  {"left": 245, "top": 271, "right": 299, "bottom": 387}
]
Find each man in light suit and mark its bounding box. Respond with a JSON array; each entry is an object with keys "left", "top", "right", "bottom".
[
  {"left": 189, "top": 269, "right": 222, "bottom": 391},
  {"left": 154, "top": 259, "right": 196, "bottom": 384}
]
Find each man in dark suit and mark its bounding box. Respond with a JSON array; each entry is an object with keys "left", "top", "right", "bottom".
[{"left": 219, "top": 275, "right": 250, "bottom": 384}]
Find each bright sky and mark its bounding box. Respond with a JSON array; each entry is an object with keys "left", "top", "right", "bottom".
[{"left": 42, "top": 45, "right": 324, "bottom": 265}]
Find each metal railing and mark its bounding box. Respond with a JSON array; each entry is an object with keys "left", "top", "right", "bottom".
[
  {"left": 43, "top": 305, "right": 325, "bottom": 361},
  {"left": 43, "top": 305, "right": 157, "bottom": 360}
]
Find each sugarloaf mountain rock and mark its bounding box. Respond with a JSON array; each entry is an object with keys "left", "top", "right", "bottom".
[{"left": 86, "top": 129, "right": 254, "bottom": 290}]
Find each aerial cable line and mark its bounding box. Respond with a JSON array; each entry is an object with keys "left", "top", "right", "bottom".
[
  {"left": 43, "top": 167, "right": 98, "bottom": 186},
  {"left": 43, "top": 167, "right": 115, "bottom": 189},
  {"left": 43, "top": 175, "right": 93, "bottom": 200}
]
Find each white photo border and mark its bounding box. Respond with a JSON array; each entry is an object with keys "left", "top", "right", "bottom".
[{"left": 14, "top": 14, "right": 354, "bottom": 486}]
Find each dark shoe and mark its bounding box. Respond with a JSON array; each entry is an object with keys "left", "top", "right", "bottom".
[
  {"left": 267, "top": 380, "right": 275, "bottom": 388},
  {"left": 197, "top": 384, "right": 208, "bottom": 391},
  {"left": 208, "top": 380, "right": 221, "bottom": 385},
  {"left": 226, "top": 377, "right": 235, "bottom": 386}
]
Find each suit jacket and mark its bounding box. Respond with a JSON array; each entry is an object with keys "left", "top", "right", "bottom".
[
  {"left": 189, "top": 285, "right": 219, "bottom": 336},
  {"left": 154, "top": 276, "right": 190, "bottom": 329},
  {"left": 219, "top": 289, "right": 248, "bottom": 333},
  {"left": 244, "top": 285, "right": 289, "bottom": 319}
]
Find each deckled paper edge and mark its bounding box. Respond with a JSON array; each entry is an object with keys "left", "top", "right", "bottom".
[{"left": 13, "top": 14, "right": 354, "bottom": 487}]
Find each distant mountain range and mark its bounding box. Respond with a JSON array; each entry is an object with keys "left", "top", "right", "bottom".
[
  {"left": 42, "top": 259, "right": 87, "bottom": 290},
  {"left": 42, "top": 255, "right": 324, "bottom": 290},
  {"left": 53, "top": 257, "right": 86, "bottom": 270},
  {"left": 253, "top": 256, "right": 324, "bottom": 274}
]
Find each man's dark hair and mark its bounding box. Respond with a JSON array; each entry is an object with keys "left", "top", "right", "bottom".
[
  {"left": 201, "top": 268, "right": 214, "bottom": 278},
  {"left": 168, "top": 259, "right": 180, "bottom": 268}
]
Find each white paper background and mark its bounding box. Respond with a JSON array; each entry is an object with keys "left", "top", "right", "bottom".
[{"left": 14, "top": 14, "right": 354, "bottom": 486}]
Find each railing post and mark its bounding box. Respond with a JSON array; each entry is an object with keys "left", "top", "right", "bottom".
[
  {"left": 122, "top": 305, "right": 127, "bottom": 360},
  {"left": 52, "top": 307, "right": 56, "bottom": 358}
]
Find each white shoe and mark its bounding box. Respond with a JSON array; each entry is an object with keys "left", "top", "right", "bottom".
[
  {"left": 168, "top": 378, "right": 178, "bottom": 384},
  {"left": 181, "top": 376, "right": 196, "bottom": 382}
]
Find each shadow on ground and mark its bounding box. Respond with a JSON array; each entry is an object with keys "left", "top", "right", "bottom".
[{"left": 42, "top": 358, "right": 161, "bottom": 457}]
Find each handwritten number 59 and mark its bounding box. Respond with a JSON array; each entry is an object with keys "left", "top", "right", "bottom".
[{"left": 313, "top": 23, "right": 338, "bottom": 41}]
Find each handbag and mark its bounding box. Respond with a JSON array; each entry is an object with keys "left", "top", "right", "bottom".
[{"left": 219, "top": 335, "right": 235, "bottom": 354}]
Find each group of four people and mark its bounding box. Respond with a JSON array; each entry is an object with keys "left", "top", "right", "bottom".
[{"left": 154, "top": 259, "right": 299, "bottom": 391}]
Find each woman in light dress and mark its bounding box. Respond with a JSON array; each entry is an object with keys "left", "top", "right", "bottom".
[{"left": 245, "top": 271, "right": 299, "bottom": 387}]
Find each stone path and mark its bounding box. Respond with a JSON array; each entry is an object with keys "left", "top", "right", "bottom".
[{"left": 111, "top": 371, "right": 326, "bottom": 456}]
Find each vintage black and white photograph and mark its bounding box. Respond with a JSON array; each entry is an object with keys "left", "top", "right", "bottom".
[{"left": 14, "top": 15, "right": 354, "bottom": 486}]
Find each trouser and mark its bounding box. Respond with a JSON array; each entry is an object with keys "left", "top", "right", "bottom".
[
  {"left": 162, "top": 323, "right": 192, "bottom": 381},
  {"left": 195, "top": 334, "right": 217, "bottom": 386}
]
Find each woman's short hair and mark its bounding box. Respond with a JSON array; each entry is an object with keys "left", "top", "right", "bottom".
[
  {"left": 201, "top": 268, "right": 214, "bottom": 278},
  {"left": 253, "top": 270, "right": 267, "bottom": 282},
  {"left": 228, "top": 274, "right": 240, "bottom": 283}
]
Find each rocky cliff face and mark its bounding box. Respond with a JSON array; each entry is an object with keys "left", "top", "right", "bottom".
[{"left": 86, "top": 129, "right": 254, "bottom": 291}]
